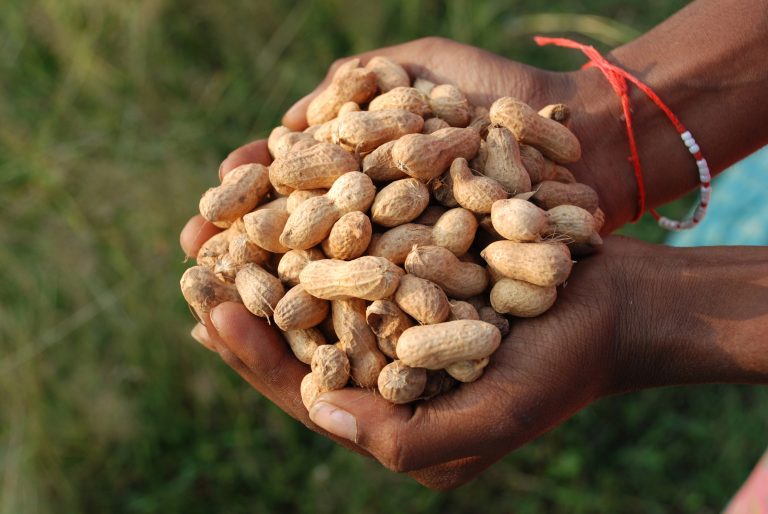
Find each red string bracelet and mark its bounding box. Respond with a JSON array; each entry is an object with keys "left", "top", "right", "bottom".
[{"left": 534, "top": 36, "right": 711, "bottom": 230}]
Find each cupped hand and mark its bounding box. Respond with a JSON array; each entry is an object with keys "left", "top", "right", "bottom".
[{"left": 184, "top": 231, "right": 648, "bottom": 489}]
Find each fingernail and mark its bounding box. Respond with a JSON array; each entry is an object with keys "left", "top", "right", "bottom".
[
  {"left": 190, "top": 324, "right": 216, "bottom": 352},
  {"left": 309, "top": 401, "right": 358, "bottom": 442},
  {"left": 209, "top": 306, "right": 224, "bottom": 332}
]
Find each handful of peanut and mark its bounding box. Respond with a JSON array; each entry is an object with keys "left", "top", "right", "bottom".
[{"left": 181, "top": 56, "right": 604, "bottom": 407}]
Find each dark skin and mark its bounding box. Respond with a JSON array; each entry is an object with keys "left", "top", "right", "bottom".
[{"left": 180, "top": 0, "right": 768, "bottom": 490}]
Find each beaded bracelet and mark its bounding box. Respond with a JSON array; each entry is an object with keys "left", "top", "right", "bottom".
[{"left": 534, "top": 36, "right": 711, "bottom": 231}]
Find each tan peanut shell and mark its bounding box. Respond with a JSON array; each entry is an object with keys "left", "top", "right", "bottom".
[
  {"left": 422, "top": 370, "right": 458, "bottom": 399},
  {"left": 300, "top": 256, "right": 403, "bottom": 301},
  {"left": 365, "top": 299, "right": 414, "bottom": 359},
  {"left": 277, "top": 248, "right": 325, "bottom": 286},
  {"left": 338, "top": 101, "right": 360, "bottom": 116},
  {"left": 199, "top": 163, "right": 271, "bottom": 227},
  {"left": 445, "top": 357, "right": 489, "bottom": 383},
  {"left": 280, "top": 172, "right": 376, "bottom": 250},
  {"left": 378, "top": 361, "right": 427, "bottom": 404},
  {"left": 538, "top": 103, "right": 571, "bottom": 127},
  {"left": 489, "top": 97, "right": 581, "bottom": 163},
  {"left": 284, "top": 328, "right": 325, "bottom": 365},
  {"left": 300, "top": 373, "right": 321, "bottom": 410},
  {"left": 478, "top": 306, "right": 510, "bottom": 337},
  {"left": 322, "top": 211, "right": 372, "bottom": 260},
  {"left": 450, "top": 157, "right": 509, "bottom": 214},
  {"left": 366, "top": 224, "right": 433, "bottom": 264},
  {"left": 394, "top": 274, "right": 451, "bottom": 325},
  {"left": 286, "top": 189, "right": 326, "bottom": 214},
  {"left": 490, "top": 198, "right": 551, "bottom": 242},
  {"left": 268, "top": 126, "right": 292, "bottom": 158},
  {"left": 550, "top": 165, "right": 577, "bottom": 184},
  {"left": 306, "top": 58, "right": 377, "bottom": 126},
  {"left": 273, "top": 284, "right": 330, "bottom": 331},
  {"left": 469, "top": 139, "right": 488, "bottom": 172},
  {"left": 531, "top": 181, "right": 600, "bottom": 213},
  {"left": 369, "top": 87, "right": 431, "bottom": 117},
  {"left": 448, "top": 300, "right": 480, "bottom": 321},
  {"left": 365, "top": 56, "right": 410, "bottom": 93},
  {"left": 422, "top": 117, "right": 450, "bottom": 134},
  {"left": 430, "top": 207, "right": 477, "bottom": 256},
  {"left": 413, "top": 77, "right": 436, "bottom": 95},
  {"left": 256, "top": 196, "right": 289, "bottom": 213},
  {"left": 392, "top": 127, "right": 481, "bottom": 181},
  {"left": 413, "top": 205, "right": 448, "bottom": 226},
  {"left": 311, "top": 344, "right": 350, "bottom": 392},
  {"left": 481, "top": 240, "right": 573, "bottom": 288},
  {"left": 214, "top": 232, "right": 271, "bottom": 282},
  {"left": 197, "top": 229, "right": 235, "bottom": 269},
  {"left": 362, "top": 140, "right": 407, "bottom": 182},
  {"left": 546, "top": 204, "right": 598, "bottom": 244},
  {"left": 312, "top": 118, "right": 339, "bottom": 144},
  {"left": 274, "top": 132, "right": 318, "bottom": 160},
  {"left": 370, "top": 178, "right": 430, "bottom": 227},
  {"left": 269, "top": 143, "right": 358, "bottom": 194},
  {"left": 429, "top": 84, "right": 471, "bottom": 127},
  {"left": 468, "top": 105, "right": 491, "bottom": 137},
  {"left": 519, "top": 144, "right": 545, "bottom": 183},
  {"left": 484, "top": 126, "right": 532, "bottom": 194},
  {"left": 397, "top": 320, "right": 501, "bottom": 369},
  {"left": 490, "top": 278, "right": 557, "bottom": 317},
  {"left": 404, "top": 245, "right": 488, "bottom": 299},
  {"left": 336, "top": 109, "right": 424, "bottom": 154},
  {"left": 180, "top": 265, "right": 241, "bottom": 315},
  {"left": 235, "top": 263, "right": 285, "bottom": 318},
  {"left": 243, "top": 209, "right": 290, "bottom": 253},
  {"left": 333, "top": 298, "right": 387, "bottom": 388}
]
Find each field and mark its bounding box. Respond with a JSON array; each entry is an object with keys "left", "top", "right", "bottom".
[{"left": 1, "top": 0, "right": 766, "bottom": 512}]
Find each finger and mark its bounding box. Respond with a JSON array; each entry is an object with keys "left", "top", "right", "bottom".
[
  {"left": 218, "top": 139, "right": 272, "bottom": 180},
  {"left": 209, "top": 302, "right": 374, "bottom": 458},
  {"left": 307, "top": 368, "right": 522, "bottom": 473},
  {"left": 190, "top": 322, "right": 219, "bottom": 353},
  {"left": 180, "top": 215, "right": 221, "bottom": 258},
  {"left": 407, "top": 455, "right": 492, "bottom": 491}
]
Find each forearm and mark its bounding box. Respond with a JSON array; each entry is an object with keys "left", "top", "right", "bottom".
[
  {"left": 570, "top": 0, "right": 768, "bottom": 229},
  {"left": 614, "top": 244, "right": 768, "bottom": 392}
]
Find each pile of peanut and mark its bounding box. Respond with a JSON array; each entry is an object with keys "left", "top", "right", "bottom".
[{"left": 180, "top": 56, "right": 604, "bottom": 406}]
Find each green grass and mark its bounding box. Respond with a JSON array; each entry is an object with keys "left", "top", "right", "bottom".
[{"left": 1, "top": 1, "right": 766, "bottom": 513}]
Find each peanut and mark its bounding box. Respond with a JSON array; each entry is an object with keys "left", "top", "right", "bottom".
[
  {"left": 490, "top": 278, "right": 557, "bottom": 317},
  {"left": 413, "top": 205, "right": 448, "bottom": 226},
  {"left": 484, "top": 126, "right": 532, "bottom": 194},
  {"left": 276, "top": 248, "right": 325, "bottom": 286},
  {"left": 286, "top": 189, "right": 327, "bottom": 214},
  {"left": 422, "top": 370, "right": 457, "bottom": 399},
  {"left": 429, "top": 84, "right": 471, "bottom": 127},
  {"left": 369, "top": 87, "right": 431, "bottom": 117},
  {"left": 481, "top": 240, "right": 572, "bottom": 288},
  {"left": 180, "top": 265, "right": 241, "bottom": 316},
  {"left": 538, "top": 103, "right": 571, "bottom": 127},
  {"left": 445, "top": 357, "right": 489, "bottom": 383},
  {"left": 377, "top": 361, "right": 427, "bottom": 404},
  {"left": 215, "top": 231, "right": 271, "bottom": 282},
  {"left": 362, "top": 140, "right": 408, "bottom": 182},
  {"left": 519, "top": 144, "right": 545, "bottom": 183},
  {"left": 365, "top": 56, "right": 410, "bottom": 93},
  {"left": 336, "top": 109, "right": 423, "bottom": 154},
  {"left": 397, "top": 320, "right": 501, "bottom": 369},
  {"left": 531, "top": 180, "right": 599, "bottom": 213},
  {"left": 404, "top": 245, "right": 489, "bottom": 299},
  {"left": 450, "top": 157, "right": 509, "bottom": 214},
  {"left": 268, "top": 126, "right": 292, "bottom": 158},
  {"left": 333, "top": 298, "right": 387, "bottom": 388},
  {"left": 478, "top": 305, "right": 510, "bottom": 337},
  {"left": 370, "top": 178, "right": 430, "bottom": 227},
  {"left": 430, "top": 207, "right": 478, "bottom": 256},
  {"left": 273, "top": 131, "right": 319, "bottom": 160},
  {"left": 394, "top": 274, "right": 451, "bottom": 325},
  {"left": 197, "top": 229, "right": 235, "bottom": 269},
  {"left": 338, "top": 101, "right": 360, "bottom": 116},
  {"left": 199, "top": 163, "right": 271, "bottom": 227},
  {"left": 273, "top": 284, "right": 330, "bottom": 331},
  {"left": 490, "top": 198, "right": 551, "bottom": 242},
  {"left": 311, "top": 344, "right": 350, "bottom": 392},
  {"left": 413, "top": 77, "right": 436, "bottom": 95},
  {"left": 365, "top": 299, "right": 414, "bottom": 359},
  {"left": 490, "top": 97, "right": 581, "bottom": 163},
  {"left": 448, "top": 300, "right": 480, "bottom": 321},
  {"left": 269, "top": 143, "right": 358, "bottom": 195},
  {"left": 546, "top": 204, "right": 599, "bottom": 244},
  {"left": 280, "top": 172, "right": 376, "bottom": 250},
  {"left": 235, "top": 263, "right": 285, "bottom": 318},
  {"left": 392, "top": 127, "right": 481, "bottom": 181},
  {"left": 422, "top": 117, "right": 450, "bottom": 134},
  {"left": 321, "top": 211, "right": 372, "bottom": 260},
  {"left": 306, "top": 58, "right": 377, "bottom": 126},
  {"left": 300, "top": 373, "right": 321, "bottom": 410},
  {"left": 430, "top": 169, "right": 459, "bottom": 208},
  {"left": 300, "top": 256, "right": 403, "bottom": 301},
  {"left": 283, "top": 328, "right": 325, "bottom": 365},
  {"left": 467, "top": 105, "right": 491, "bottom": 137},
  {"left": 243, "top": 209, "right": 290, "bottom": 254}
]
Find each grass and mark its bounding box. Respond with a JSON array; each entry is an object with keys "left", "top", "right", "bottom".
[{"left": 1, "top": 0, "right": 765, "bottom": 512}]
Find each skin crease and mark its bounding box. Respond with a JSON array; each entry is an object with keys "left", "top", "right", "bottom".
[{"left": 180, "top": 0, "right": 768, "bottom": 490}]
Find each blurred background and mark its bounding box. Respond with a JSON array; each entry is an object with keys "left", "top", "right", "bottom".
[{"left": 1, "top": 0, "right": 766, "bottom": 512}]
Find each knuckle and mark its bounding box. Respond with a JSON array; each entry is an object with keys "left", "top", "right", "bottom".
[{"left": 378, "top": 427, "right": 416, "bottom": 473}]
